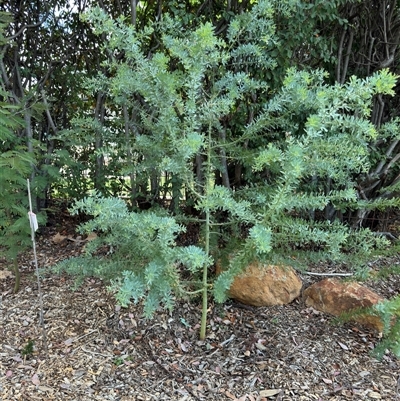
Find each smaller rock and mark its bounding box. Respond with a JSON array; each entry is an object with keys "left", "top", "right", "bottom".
[
  {"left": 303, "top": 278, "right": 385, "bottom": 331},
  {"left": 227, "top": 262, "right": 302, "bottom": 307}
]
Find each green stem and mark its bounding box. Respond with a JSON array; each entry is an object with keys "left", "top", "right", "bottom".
[
  {"left": 200, "top": 207, "right": 210, "bottom": 341},
  {"left": 199, "top": 124, "right": 213, "bottom": 341}
]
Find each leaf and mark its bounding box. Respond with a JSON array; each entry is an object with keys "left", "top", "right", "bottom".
[
  {"left": 31, "top": 374, "right": 40, "bottom": 385},
  {"left": 368, "top": 391, "right": 382, "bottom": 399},
  {"left": 337, "top": 341, "right": 349, "bottom": 350},
  {"left": 180, "top": 342, "right": 188, "bottom": 352},
  {"left": 225, "top": 391, "right": 237, "bottom": 400},
  {"left": 259, "top": 389, "right": 281, "bottom": 397},
  {"left": 52, "top": 232, "right": 67, "bottom": 244},
  {"left": 322, "top": 378, "right": 332, "bottom": 384},
  {"left": 64, "top": 338, "right": 73, "bottom": 346},
  {"left": 38, "top": 386, "right": 54, "bottom": 392},
  {"left": 180, "top": 317, "right": 190, "bottom": 327},
  {"left": 255, "top": 340, "right": 267, "bottom": 351}
]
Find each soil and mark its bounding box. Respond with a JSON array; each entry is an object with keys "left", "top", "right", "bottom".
[{"left": 0, "top": 207, "right": 399, "bottom": 401}]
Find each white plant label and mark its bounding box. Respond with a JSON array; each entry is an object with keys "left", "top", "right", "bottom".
[{"left": 28, "top": 211, "right": 38, "bottom": 232}]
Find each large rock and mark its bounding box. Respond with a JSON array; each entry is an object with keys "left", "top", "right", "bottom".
[
  {"left": 303, "top": 278, "right": 385, "bottom": 331},
  {"left": 227, "top": 262, "right": 302, "bottom": 307}
]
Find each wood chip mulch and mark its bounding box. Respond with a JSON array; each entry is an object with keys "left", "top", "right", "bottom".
[{"left": 1, "top": 221, "right": 399, "bottom": 401}]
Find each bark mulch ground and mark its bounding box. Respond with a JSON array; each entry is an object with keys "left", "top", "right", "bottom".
[{"left": 1, "top": 212, "right": 399, "bottom": 401}]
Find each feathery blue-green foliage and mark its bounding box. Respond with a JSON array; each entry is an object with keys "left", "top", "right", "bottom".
[
  {"left": 372, "top": 296, "right": 400, "bottom": 358},
  {"left": 54, "top": 1, "right": 399, "bottom": 344},
  {"left": 337, "top": 290, "right": 400, "bottom": 359}
]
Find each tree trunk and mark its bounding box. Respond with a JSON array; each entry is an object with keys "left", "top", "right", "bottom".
[
  {"left": 94, "top": 92, "right": 106, "bottom": 192},
  {"left": 123, "top": 103, "right": 138, "bottom": 207}
]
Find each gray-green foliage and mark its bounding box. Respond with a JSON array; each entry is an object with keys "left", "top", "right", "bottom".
[
  {"left": 55, "top": 193, "right": 212, "bottom": 318},
  {"left": 372, "top": 296, "right": 400, "bottom": 358},
  {"left": 338, "top": 289, "right": 400, "bottom": 359},
  {"left": 233, "top": 68, "right": 397, "bottom": 270},
  {"left": 56, "top": 1, "right": 399, "bottom": 342},
  {"left": 58, "top": 2, "right": 279, "bottom": 338}
]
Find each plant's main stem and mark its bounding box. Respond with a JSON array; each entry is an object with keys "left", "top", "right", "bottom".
[
  {"left": 199, "top": 124, "right": 213, "bottom": 341},
  {"left": 200, "top": 207, "right": 210, "bottom": 340}
]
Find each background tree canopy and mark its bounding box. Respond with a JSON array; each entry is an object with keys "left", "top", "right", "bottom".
[{"left": 1, "top": 0, "right": 399, "bottom": 209}]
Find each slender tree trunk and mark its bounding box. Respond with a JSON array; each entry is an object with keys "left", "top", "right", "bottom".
[
  {"left": 24, "top": 108, "right": 38, "bottom": 210},
  {"left": 94, "top": 92, "right": 106, "bottom": 192},
  {"left": 150, "top": 169, "right": 160, "bottom": 204},
  {"left": 131, "top": 0, "right": 137, "bottom": 26},
  {"left": 169, "top": 173, "right": 182, "bottom": 214},
  {"left": 123, "top": 104, "right": 137, "bottom": 207}
]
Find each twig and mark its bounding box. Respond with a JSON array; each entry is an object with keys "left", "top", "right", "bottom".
[
  {"left": 373, "top": 232, "right": 398, "bottom": 241},
  {"left": 303, "top": 271, "right": 353, "bottom": 277},
  {"left": 220, "top": 334, "right": 235, "bottom": 347},
  {"left": 81, "top": 346, "right": 114, "bottom": 359},
  {"left": 66, "top": 329, "right": 99, "bottom": 344},
  {"left": 27, "top": 179, "right": 48, "bottom": 356}
]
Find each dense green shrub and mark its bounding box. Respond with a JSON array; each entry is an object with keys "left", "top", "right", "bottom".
[{"left": 0, "top": 88, "right": 36, "bottom": 292}]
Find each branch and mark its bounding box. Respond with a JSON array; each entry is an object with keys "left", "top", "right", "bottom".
[
  {"left": 383, "top": 152, "right": 400, "bottom": 176},
  {"left": 336, "top": 28, "right": 347, "bottom": 83},
  {"left": 358, "top": 179, "right": 381, "bottom": 199},
  {"left": 382, "top": 0, "right": 390, "bottom": 61},
  {"left": 303, "top": 271, "right": 353, "bottom": 277},
  {"left": 8, "top": 3, "right": 51, "bottom": 41},
  {"left": 341, "top": 28, "right": 354, "bottom": 84},
  {"left": 373, "top": 139, "right": 400, "bottom": 176},
  {"left": 41, "top": 90, "right": 57, "bottom": 134},
  {"left": 373, "top": 232, "right": 398, "bottom": 241},
  {"left": 196, "top": 0, "right": 211, "bottom": 17},
  {"left": 0, "top": 51, "right": 10, "bottom": 90},
  {"left": 367, "top": 31, "right": 375, "bottom": 76},
  {"left": 372, "top": 94, "right": 385, "bottom": 128}
]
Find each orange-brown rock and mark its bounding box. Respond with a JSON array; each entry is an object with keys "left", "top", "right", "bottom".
[
  {"left": 303, "top": 278, "right": 385, "bottom": 331},
  {"left": 227, "top": 262, "right": 302, "bottom": 307}
]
